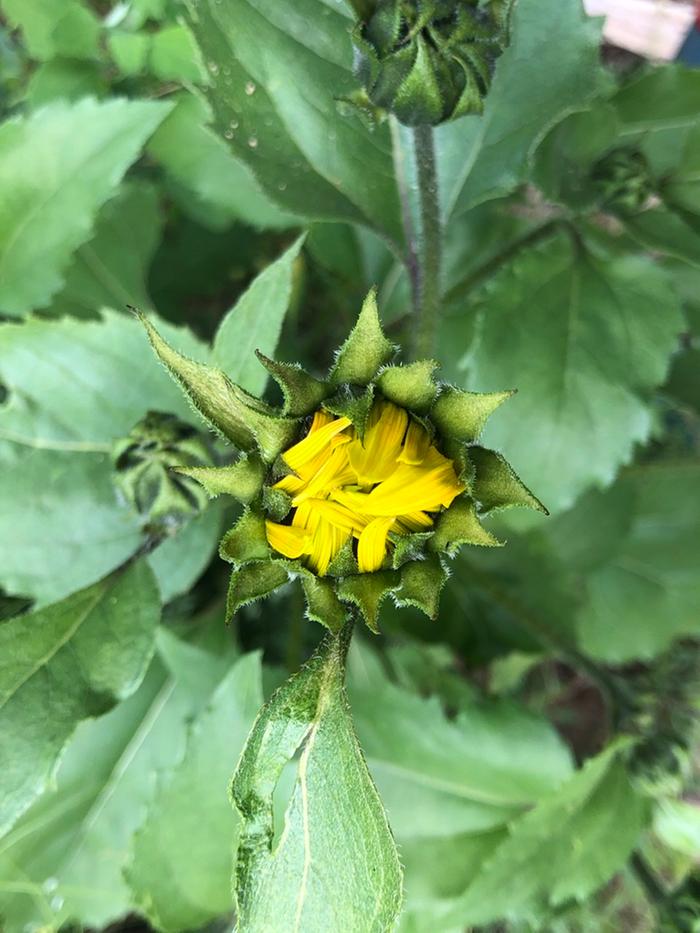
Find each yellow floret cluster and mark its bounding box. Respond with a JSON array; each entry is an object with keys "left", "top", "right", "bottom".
[{"left": 265, "top": 400, "right": 465, "bottom": 575}]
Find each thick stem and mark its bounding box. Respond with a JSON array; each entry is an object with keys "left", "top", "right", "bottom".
[
  {"left": 412, "top": 124, "right": 442, "bottom": 360},
  {"left": 389, "top": 116, "right": 420, "bottom": 307}
]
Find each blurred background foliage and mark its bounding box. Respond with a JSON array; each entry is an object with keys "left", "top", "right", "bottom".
[{"left": 0, "top": 0, "right": 699, "bottom": 931}]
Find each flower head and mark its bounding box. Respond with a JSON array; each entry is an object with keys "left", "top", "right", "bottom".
[{"left": 140, "top": 289, "right": 545, "bottom": 632}]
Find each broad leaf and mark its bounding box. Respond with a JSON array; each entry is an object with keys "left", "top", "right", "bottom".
[
  {"left": 127, "top": 653, "right": 263, "bottom": 932},
  {"left": 465, "top": 232, "right": 683, "bottom": 512},
  {"left": 0, "top": 560, "right": 160, "bottom": 837},
  {"left": 213, "top": 235, "right": 305, "bottom": 395},
  {"left": 553, "top": 464, "right": 700, "bottom": 661},
  {"left": 0, "top": 444, "right": 142, "bottom": 606},
  {"left": 48, "top": 181, "right": 163, "bottom": 318},
  {"left": 348, "top": 643, "right": 573, "bottom": 838},
  {"left": 439, "top": 0, "right": 608, "bottom": 220},
  {"left": 148, "top": 91, "right": 297, "bottom": 230},
  {"left": 186, "top": 0, "right": 404, "bottom": 245},
  {"left": 0, "top": 0, "right": 101, "bottom": 61},
  {"left": 0, "top": 97, "right": 170, "bottom": 315},
  {"left": 147, "top": 501, "right": 224, "bottom": 603},
  {"left": 232, "top": 626, "right": 403, "bottom": 932},
  {"left": 435, "top": 744, "right": 648, "bottom": 928},
  {"left": 0, "top": 626, "right": 238, "bottom": 930}
]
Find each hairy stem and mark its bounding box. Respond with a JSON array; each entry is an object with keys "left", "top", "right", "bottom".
[
  {"left": 390, "top": 116, "right": 420, "bottom": 308},
  {"left": 412, "top": 124, "right": 442, "bottom": 360}
]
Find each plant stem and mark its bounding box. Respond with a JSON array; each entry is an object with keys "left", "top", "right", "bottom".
[
  {"left": 412, "top": 124, "right": 442, "bottom": 360},
  {"left": 389, "top": 116, "right": 420, "bottom": 307},
  {"left": 630, "top": 852, "right": 669, "bottom": 912}
]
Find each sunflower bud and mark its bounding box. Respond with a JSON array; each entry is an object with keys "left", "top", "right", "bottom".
[
  {"left": 591, "top": 147, "right": 655, "bottom": 215},
  {"left": 139, "top": 289, "right": 545, "bottom": 633},
  {"left": 350, "top": 0, "right": 513, "bottom": 126},
  {"left": 112, "top": 411, "right": 213, "bottom": 527}
]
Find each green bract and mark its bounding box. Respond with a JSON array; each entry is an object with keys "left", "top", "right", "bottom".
[
  {"left": 349, "top": 0, "right": 514, "bottom": 126},
  {"left": 140, "top": 289, "right": 544, "bottom": 633}
]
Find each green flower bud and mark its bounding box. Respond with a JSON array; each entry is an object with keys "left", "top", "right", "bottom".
[
  {"left": 112, "top": 411, "right": 213, "bottom": 527},
  {"left": 139, "top": 288, "right": 545, "bottom": 633},
  {"left": 591, "top": 146, "right": 655, "bottom": 215},
  {"left": 350, "top": 0, "right": 513, "bottom": 126}
]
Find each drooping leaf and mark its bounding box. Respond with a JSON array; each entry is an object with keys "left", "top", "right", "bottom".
[
  {"left": 439, "top": 0, "right": 608, "bottom": 220},
  {"left": 0, "top": 626, "right": 239, "bottom": 931},
  {"left": 186, "top": 0, "right": 404, "bottom": 245},
  {"left": 0, "top": 97, "right": 171, "bottom": 315},
  {"left": 213, "top": 235, "right": 305, "bottom": 395},
  {"left": 232, "top": 626, "right": 403, "bottom": 932},
  {"left": 466, "top": 233, "right": 683, "bottom": 512},
  {"left": 0, "top": 560, "right": 160, "bottom": 838},
  {"left": 127, "top": 653, "right": 263, "bottom": 932},
  {"left": 434, "top": 744, "right": 648, "bottom": 929}
]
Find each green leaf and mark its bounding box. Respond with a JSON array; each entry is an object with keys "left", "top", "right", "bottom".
[
  {"left": 434, "top": 744, "right": 648, "bottom": 928},
  {"left": 149, "top": 23, "right": 206, "bottom": 84},
  {"left": 213, "top": 235, "right": 305, "bottom": 395},
  {"left": 186, "top": 0, "right": 404, "bottom": 244},
  {"left": 255, "top": 354, "right": 330, "bottom": 417},
  {"left": 127, "top": 653, "right": 263, "bottom": 932},
  {"left": 141, "top": 316, "right": 299, "bottom": 459},
  {"left": 430, "top": 386, "right": 513, "bottom": 443},
  {"left": 440, "top": 0, "right": 608, "bottom": 219},
  {"left": 147, "top": 501, "right": 224, "bottom": 603},
  {"left": 562, "top": 464, "right": 700, "bottom": 662},
  {"left": 0, "top": 560, "right": 160, "bottom": 837},
  {"left": 653, "top": 799, "right": 700, "bottom": 858},
  {"left": 0, "top": 444, "right": 142, "bottom": 606},
  {"left": 300, "top": 573, "right": 348, "bottom": 633},
  {"left": 232, "top": 626, "right": 403, "bottom": 932},
  {"left": 337, "top": 570, "right": 400, "bottom": 633},
  {"left": 26, "top": 57, "right": 107, "bottom": 107},
  {"left": 330, "top": 288, "right": 396, "bottom": 386},
  {"left": 347, "top": 642, "right": 573, "bottom": 839},
  {"left": 466, "top": 233, "right": 684, "bottom": 512},
  {"left": 612, "top": 64, "right": 700, "bottom": 139},
  {"left": 0, "top": 0, "right": 101, "bottom": 61},
  {"left": 396, "top": 556, "right": 447, "bottom": 620},
  {"left": 225, "top": 561, "right": 289, "bottom": 621},
  {"left": 147, "top": 91, "right": 296, "bottom": 230},
  {"left": 48, "top": 181, "right": 163, "bottom": 318},
  {"left": 0, "top": 625, "right": 239, "bottom": 930},
  {"left": 219, "top": 509, "right": 270, "bottom": 566},
  {"left": 377, "top": 361, "right": 439, "bottom": 414},
  {"left": 176, "top": 455, "right": 265, "bottom": 503},
  {"left": 430, "top": 496, "right": 501, "bottom": 555},
  {"left": 470, "top": 446, "right": 547, "bottom": 515},
  {"left": 0, "top": 97, "right": 171, "bottom": 316},
  {"left": 0, "top": 310, "right": 209, "bottom": 448}
]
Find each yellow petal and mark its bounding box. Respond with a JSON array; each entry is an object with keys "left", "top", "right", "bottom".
[
  {"left": 348, "top": 400, "right": 408, "bottom": 485},
  {"left": 274, "top": 473, "right": 306, "bottom": 496},
  {"left": 265, "top": 521, "right": 311, "bottom": 559},
  {"left": 305, "top": 498, "right": 370, "bottom": 537},
  {"left": 364, "top": 449, "right": 465, "bottom": 515},
  {"left": 392, "top": 511, "right": 434, "bottom": 533},
  {"left": 398, "top": 419, "right": 431, "bottom": 465},
  {"left": 292, "top": 444, "right": 356, "bottom": 504},
  {"left": 357, "top": 516, "right": 395, "bottom": 572},
  {"left": 306, "top": 516, "right": 350, "bottom": 576},
  {"left": 282, "top": 416, "right": 351, "bottom": 474}
]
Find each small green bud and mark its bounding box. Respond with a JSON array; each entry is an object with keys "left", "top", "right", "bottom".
[
  {"left": 351, "top": 0, "right": 513, "bottom": 126},
  {"left": 591, "top": 146, "right": 655, "bottom": 215},
  {"left": 112, "top": 411, "right": 213, "bottom": 527}
]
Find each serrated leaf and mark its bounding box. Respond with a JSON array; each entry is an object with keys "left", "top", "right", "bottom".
[
  {"left": 440, "top": 0, "right": 608, "bottom": 220},
  {"left": 434, "top": 744, "right": 648, "bottom": 928},
  {"left": 0, "top": 560, "right": 160, "bottom": 837},
  {"left": 219, "top": 509, "right": 269, "bottom": 566},
  {"left": 186, "top": 0, "right": 404, "bottom": 244},
  {"left": 0, "top": 625, "right": 239, "bottom": 930},
  {"left": 48, "top": 180, "right": 163, "bottom": 318},
  {"left": 300, "top": 573, "right": 348, "bottom": 633},
  {"left": 141, "top": 316, "right": 299, "bottom": 459},
  {"left": 395, "top": 556, "right": 447, "bottom": 620},
  {"left": 0, "top": 97, "right": 171, "bottom": 315},
  {"left": 232, "top": 626, "right": 403, "bottom": 932},
  {"left": 148, "top": 91, "right": 296, "bottom": 230},
  {"left": 337, "top": 570, "right": 400, "bottom": 633},
  {"left": 127, "top": 653, "right": 263, "bottom": 932},
  {"left": 256, "top": 354, "right": 330, "bottom": 417},
  {"left": 430, "top": 386, "right": 513, "bottom": 443},
  {"left": 213, "top": 236, "right": 305, "bottom": 395},
  {"left": 466, "top": 233, "right": 684, "bottom": 512},
  {"left": 330, "top": 289, "right": 395, "bottom": 386}
]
